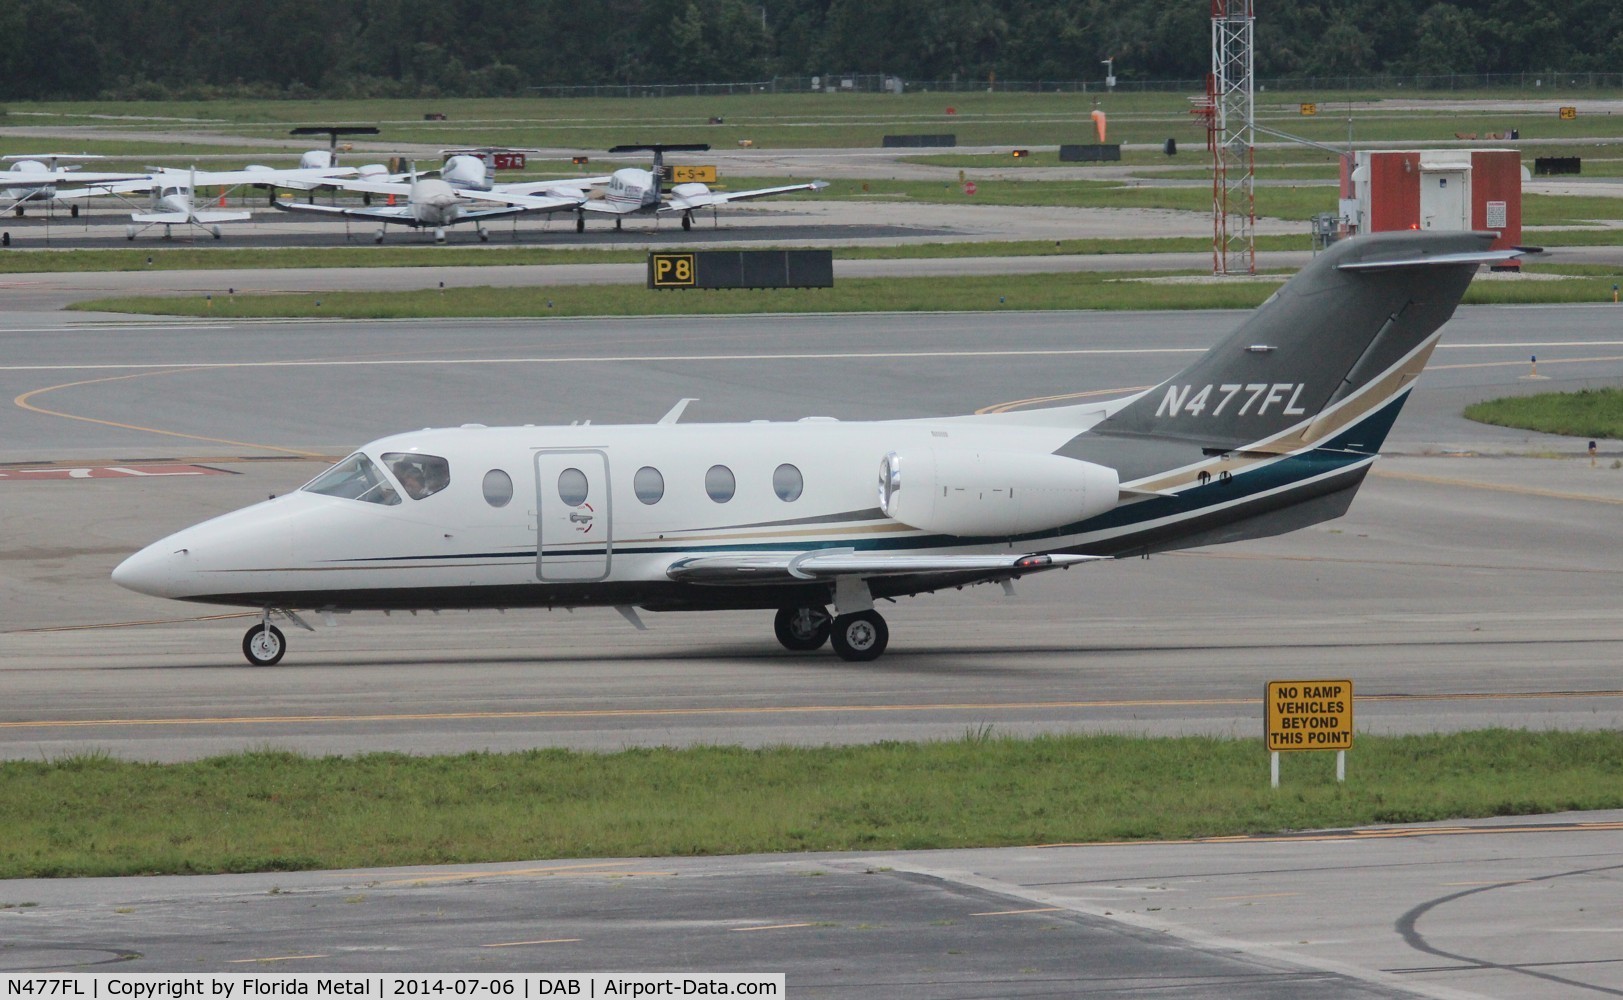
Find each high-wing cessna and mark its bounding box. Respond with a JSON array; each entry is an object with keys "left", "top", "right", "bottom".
[
  {"left": 1, "top": 154, "right": 146, "bottom": 216},
  {"left": 272, "top": 166, "right": 584, "bottom": 243},
  {"left": 570, "top": 144, "right": 827, "bottom": 232},
  {"left": 113, "top": 232, "right": 1515, "bottom": 665},
  {"left": 56, "top": 164, "right": 359, "bottom": 239}
]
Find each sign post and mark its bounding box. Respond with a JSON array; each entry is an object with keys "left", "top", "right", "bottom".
[{"left": 1265, "top": 679, "right": 1353, "bottom": 788}]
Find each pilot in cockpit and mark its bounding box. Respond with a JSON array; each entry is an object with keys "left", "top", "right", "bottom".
[{"left": 393, "top": 461, "right": 427, "bottom": 500}]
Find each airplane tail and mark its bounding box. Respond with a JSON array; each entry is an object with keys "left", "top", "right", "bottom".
[
  {"left": 1062, "top": 230, "right": 1517, "bottom": 553},
  {"left": 1098, "top": 231, "right": 1513, "bottom": 456}
]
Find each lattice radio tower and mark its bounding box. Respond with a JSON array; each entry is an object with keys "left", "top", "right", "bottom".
[{"left": 1207, "top": 0, "right": 1256, "bottom": 275}]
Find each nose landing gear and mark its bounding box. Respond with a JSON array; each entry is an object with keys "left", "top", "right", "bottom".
[{"left": 242, "top": 621, "right": 287, "bottom": 666}]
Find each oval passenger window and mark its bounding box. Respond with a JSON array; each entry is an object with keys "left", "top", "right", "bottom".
[
  {"left": 482, "top": 469, "right": 514, "bottom": 508},
  {"left": 705, "top": 465, "right": 736, "bottom": 503},
  {"left": 634, "top": 466, "right": 665, "bottom": 505},
  {"left": 773, "top": 463, "right": 804, "bottom": 502},
  {"left": 558, "top": 467, "right": 589, "bottom": 506}
]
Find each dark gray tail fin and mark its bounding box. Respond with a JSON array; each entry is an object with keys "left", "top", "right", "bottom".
[{"left": 1099, "top": 231, "right": 1515, "bottom": 453}]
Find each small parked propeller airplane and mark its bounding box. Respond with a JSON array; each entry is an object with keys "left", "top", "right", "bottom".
[
  {"left": 55, "top": 164, "right": 360, "bottom": 239},
  {"left": 113, "top": 231, "right": 1517, "bottom": 665},
  {"left": 1, "top": 154, "right": 146, "bottom": 216},
  {"left": 567, "top": 144, "right": 827, "bottom": 232},
  {"left": 271, "top": 166, "right": 584, "bottom": 243}
]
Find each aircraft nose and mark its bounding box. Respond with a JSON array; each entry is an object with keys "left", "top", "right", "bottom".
[{"left": 111, "top": 542, "right": 192, "bottom": 599}]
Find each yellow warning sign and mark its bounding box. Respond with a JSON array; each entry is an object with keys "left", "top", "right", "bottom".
[
  {"left": 670, "top": 165, "right": 717, "bottom": 183},
  {"left": 1265, "top": 679, "right": 1352, "bottom": 752},
  {"left": 1300, "top": 102, "right": 1318, "bottom": 116}
]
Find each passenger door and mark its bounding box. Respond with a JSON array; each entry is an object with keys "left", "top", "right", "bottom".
[{"left": 534, "top": 449, "right": 612, "bottom": 581}]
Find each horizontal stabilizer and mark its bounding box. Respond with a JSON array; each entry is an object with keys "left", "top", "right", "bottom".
[
  {"left": 667, "top": 550, "right": 1106, "bottom": 585},
  {"left": 1338, "top": 249, "right": 1523, "bottom": 271}
]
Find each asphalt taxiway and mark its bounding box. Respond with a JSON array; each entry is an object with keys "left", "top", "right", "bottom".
[
  {"left": 4, "top": 304, "right": 1622, "bottom": 760},
  {"left": 3, "top": 812, "right": 1620, "bottom": 998}
]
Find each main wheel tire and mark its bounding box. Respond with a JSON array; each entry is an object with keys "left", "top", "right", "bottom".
[
  {"left": 575, "top": 216, "right": 585, "bottom": 233},
  {"left": 681, "top": 213, "right": 692, "bottom": 231},
  {"left": 774, "top": 606, "right": 832, "bottom": 651},
  {"left": 830, "top": 610, "right": 888, "bottom": 662},
  {"left": 242, "top": 624, "right": 287, "bottom": 666}
]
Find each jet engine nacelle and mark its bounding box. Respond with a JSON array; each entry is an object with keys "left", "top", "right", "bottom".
[{"left": 877, "top": 448, "right": 1118, "bottom": 537}]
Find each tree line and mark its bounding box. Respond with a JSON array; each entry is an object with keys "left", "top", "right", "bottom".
[{"left": 3, "top": 0, "right": 1618, "bottom": 101}]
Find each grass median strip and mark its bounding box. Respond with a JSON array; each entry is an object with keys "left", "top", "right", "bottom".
[
  {"left": 0, "top": 236, "right": 1311, "bottom": 274},
  {"left": 69, "top": 265, "right": 1623, "bottom": 319},
  {"left": 2, "top": 729, "right": 1620, "bottom": 879},
  {"left": 1466, "top": 388, "right": 1623, "bottom": 439}
]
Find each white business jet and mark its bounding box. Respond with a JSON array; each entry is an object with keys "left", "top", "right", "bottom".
[
  {"left": 113, "top": 231, "right": 1517, "bottom": 665},
  {"left": 0, "top": 154, "right": 146, "bottom": 217},
  {"left": 271, "top": 166, "right": 585, "bottom": 243},
  {"left": 572, "top": 144, "right": 827, "bottom": 233}
]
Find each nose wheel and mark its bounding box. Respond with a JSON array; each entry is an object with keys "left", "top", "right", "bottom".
[{"left": 242, "top": 623, "right": 287, "bottom": 666}]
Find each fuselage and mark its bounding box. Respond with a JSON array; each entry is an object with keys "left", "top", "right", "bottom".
[
  {"left": 112, "top": 415, "right": 1109, "bottom": 611},
  {"left": 602, "top": 168, "right": 661, "bottom": 214},
  {"left": 406, "top": 177, "right": 463, "bottom": 226}
]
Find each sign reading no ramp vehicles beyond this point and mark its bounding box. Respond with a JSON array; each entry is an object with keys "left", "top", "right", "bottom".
[{"left": 1266, "top": 679, "right": 1353, "bottom": 752}]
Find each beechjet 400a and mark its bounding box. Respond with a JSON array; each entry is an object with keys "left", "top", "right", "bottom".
[{"left": 113, "top": 231, "right": 1516, "bottom": 665}]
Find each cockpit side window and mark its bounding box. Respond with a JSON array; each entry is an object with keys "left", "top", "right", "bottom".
[
  {"left": 382, "top": 452, "right": 450, "bottom": 501},
  {"left": 301, "top": 453, "right": 401, "bottom": 505}
]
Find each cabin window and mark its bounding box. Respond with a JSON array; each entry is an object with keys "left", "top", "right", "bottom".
[
  {"left": 557, "top": 467, "right": 589, "bottom": 506},
  {"left": 773, "top": 463, "right": 804, "bottom": 502},
  {"left": 482, "top": 469, "right": 513, "bottom": 508},
  {"left": 705, "top": 465, "right": 736, "bottom": 503},
  {"left": 382, "top": 452, "right": 450, "bottom": 500},
  {"left": 301, "top": 453, "right": 400, "bottom": 506},
  {"left": 634, "top": 466, "right": 664, "bottom": 504}
]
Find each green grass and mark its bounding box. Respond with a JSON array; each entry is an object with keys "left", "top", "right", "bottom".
[
  {"left": 3, "top": 730, "right": 1620, "bottom": 878},
  {"left": 13, "top": 91, "right": 1623, "bottom": 153},
  {"left": 1465, "top": 388, "right": 1623, "bottom": 439},
  {"left": 0, "top": 236, "right": 1331, "bottom": 275},
  {"left": 66, "top": 271, "right": 1287, "bottom": 318},
  {"left": 70, "top": 264, "right": 1623, "bottom": 319}
]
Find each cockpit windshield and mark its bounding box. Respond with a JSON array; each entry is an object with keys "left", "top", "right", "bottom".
[
  {"left": 301, "top": 453, "right": 401, "bottom": 505},
  {"left": 381, "top": 453, "right": 450, "bottom": 501}
]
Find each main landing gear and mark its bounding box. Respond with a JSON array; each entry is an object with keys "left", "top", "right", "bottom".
[{"left": 773, "top": 605, "right": 889, "bottom": 662}]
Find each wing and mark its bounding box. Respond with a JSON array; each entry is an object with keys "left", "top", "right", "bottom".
[
  {"left": 191, "top": 166, "right": 359, "bottom": 187},
  {"left": 55, "top": 177, "right": 162, "bottom": 198},
  {"left": 661, "top": 180, "right": 828, "bottom": 212},
  {"left": 579, "top": 199, "right": 636, "bottom": 216},
  {"left": 461, "top": 189, "right": 586, "bottom": 213},
  {"left": 273, "top": 201, "right": 415, "bottom": 222},
  {"left": 665, "top": 550, "right": 1105, "bottom": 585},
  {"left": 188, "top": 210, "right": 253, "bottom": 224},
  {"left": 492, "top": 177, "right": 609, "bottom": 196}
]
